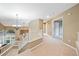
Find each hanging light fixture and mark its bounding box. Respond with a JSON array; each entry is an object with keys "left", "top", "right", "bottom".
[{"left": 16, "top": 13, "right": 19, "bottom": 30}]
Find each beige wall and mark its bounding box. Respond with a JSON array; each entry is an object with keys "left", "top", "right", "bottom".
[
  {"left": 63, "top": 4, "right": 79, "bottom": 47},
  {"left": 47, "top": 20, "right": 52, "bottom": 36},
  {"left": 29, "top": 19, "right": 43, "bottom": 41},
  {"left": 47, "top": 4, "right": 79, "bottom": 48}
]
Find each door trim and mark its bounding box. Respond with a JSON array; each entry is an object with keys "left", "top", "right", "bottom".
[{"left": 52, "top": 16, "right": 64, "bottom": 40}]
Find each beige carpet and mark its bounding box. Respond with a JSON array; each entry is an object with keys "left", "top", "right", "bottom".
[{"left": 6, "top": 36, "right": 77, "bottom": 56}]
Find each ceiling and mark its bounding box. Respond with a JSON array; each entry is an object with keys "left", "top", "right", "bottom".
[{"left": 0, "top": 3, "right": 77, "bottom": 26}]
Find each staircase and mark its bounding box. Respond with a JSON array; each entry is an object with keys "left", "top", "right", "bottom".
[{"left": 19, "top": 33, "right": 29, "bottom": 49}]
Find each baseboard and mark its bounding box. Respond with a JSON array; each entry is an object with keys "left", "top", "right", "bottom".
[
  {"left": 18, "top": 38, "right": 43, "bottom": 54},
  {"left": 63, "top": 42, "right": 78, "bottom": 56},
  {"left": 29, "top": 42, "right": 43, "bottom": 51},
  {"left": 44, "top": 34, "right": 78, "bottom": 55}
]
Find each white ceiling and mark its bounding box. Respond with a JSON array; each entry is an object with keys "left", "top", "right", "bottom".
[{"left": 0, "top": 3, "right": 77, "bottom": 25}]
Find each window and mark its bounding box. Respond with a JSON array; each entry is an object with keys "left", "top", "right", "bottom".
[{"left": 0, "top": 29, "right": 15, "bottom": 45}]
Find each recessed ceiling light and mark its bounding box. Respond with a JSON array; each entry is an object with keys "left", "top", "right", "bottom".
[{"left": 67, "top": 13, "right": 72, "bottom": 15}]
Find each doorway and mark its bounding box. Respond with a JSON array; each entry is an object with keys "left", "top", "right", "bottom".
[{"left": 53, "top": 18, "right": 63, "bottom": 39}]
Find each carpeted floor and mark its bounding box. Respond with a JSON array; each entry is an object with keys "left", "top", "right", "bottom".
[{"left": 6, "top": 36, "right": 77, "bottom": 56}]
